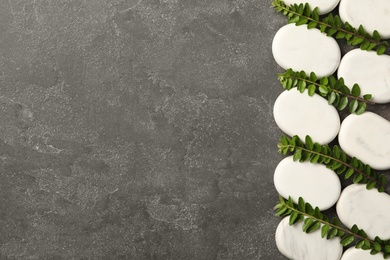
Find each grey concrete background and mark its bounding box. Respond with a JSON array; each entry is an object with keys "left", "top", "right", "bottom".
[
  {"left": 3, "top": 0, "right": 388, "bottom": 260},
  {"left": 0, "top": 1, "right": 287, "bottom": 259}
]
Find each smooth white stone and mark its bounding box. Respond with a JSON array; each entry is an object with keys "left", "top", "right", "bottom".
[
  {"left": 337, "top": 184, "right": 390, "bottom": 240},
  {"left": 337, "top": 49, "right": 390, "bottom": 104},
  {"left": 339, "top": 0, "right": 390, "bottom": 39},
  {"left": 274, "top": 156, "right": 341, "bottom": 210},
  {"left": 283, "top": 0, "right": 340, "bottom": 14},
  {"left": 338, "top": 112, "right": 390, "bottom": 170},
  {"left": 341, "top": 247, "right": 384, "bottom": 260},
  {"left": 272, "top": 24, "right": 341, "bottom": 78},
  {"left": 275, "top": 217, "right": 343, "bottom": 260},
  {"left": 273, "top": 88, "right": 340, "bottom": 144}
]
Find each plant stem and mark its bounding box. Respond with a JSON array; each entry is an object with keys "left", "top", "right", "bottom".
[
  {"left": 272, "top": 1, "right": 382, "bottom": 46},
  {"left": 279, "top": 143, "right": 384, "bottom": 190},
  {"left": 283, "top": 201, "right": 372, "bottom": 242},
  {"left": 279, "top": 74, "right": 376, "bottom": 105}
]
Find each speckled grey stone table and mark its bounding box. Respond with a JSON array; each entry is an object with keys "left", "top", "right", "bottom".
[{"left": 4, "top": 1, "right": 389, "bottom": 260}]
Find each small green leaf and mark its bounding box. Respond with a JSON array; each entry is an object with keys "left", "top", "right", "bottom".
[
  {"left": 370, "top": 249, "right": 379, "bottom": 255},
  {"left": 366, "top": 180, "right": 377, "bottom": 190},
  {"left": 289, "top": 211, "right": 300, "bottom": 225},
  {"left": 351, "top": 157, "right": 359, "bottom": 168},
  {"left": 286, "top": 78, "right": 293, "bottom": 89},
  {"left": 373, "top": 242, "right": 382, "bottom": 252},
  {"left": 320, "top": 77, "right": 328, "bottom": 85},
  {"left": 302, "top": 218, "right": 313, "bottom": 232},
  {"left": 297, "top": 3, "right": 304, "bottom": 15},
  {"left": 355, "top": 102, "right": 366, "bottom": 115},
  {"left": 340, "top": 235, "right": 355, "bottom": 246},
  {"left": 340, "top": 85, "right": 350, "bottom": 95},
  {"left": 321, "top": 224, "right": 330, "bottom": 238},
  {"left": 377, "top": 45, "right": 387, "bottom": 55},
  {"left": 353, "top": 173, "right": 363, "bottom": 183},
  {"left": 318, "top": 85, "right": 328, "bottom": 95},
  {"left": 351, "top": 224, "right": 359, "bottom": 234},
  {"left": 373, "top": 30, "right": 381, "bottom": 42},
  {"left": 289, "top": 15, "right": 300, "bottom": 24},
  {"left": 310, "top": 154, "right": 320, "bottom": 163},
  {"left": 327, "top": 228, "right": 338, "bottom": 239},
  {"left": 379, "top": 174, "right": 387, "bottom": 186},
  {"left": 305, "top": 135, "right": 313, "bottom": 150},
  {"left": 360, "top": 40, "right": 370, "bottom": 50},
  {"left": 327, "top": 28, "right": 337, "bottom": 37},
  {"left": 293, "top": 148, "right": 302, "bottom": 161},
  {"left": 303, "top": 3, "right": 311, "bottom": 16},
  {"left": 305, "top": 203, "right": 314, "bottom": 215},
  {"left": 345, "top": 168, "right": 354, "bottom": 179},
  {"left": 296, "top": 17, "right": 308, "bottom": 26},
  {"left": 307, "top": 21, "right": 317, "bottom": 29},
  {"left": 351, "top": 84, "right": 361, "bottom": 97},
  {"left": 298, "top": 197, "right": 305, "bottom": 212},
  {"left": 335, "top": 31, "right": 346, "bottom": 39},
  {"left": 280, "top": 135, "right": 289, "bottom": 145},
  {"left": 308, "top": 84, "right": 316, "bottom": 96},
  {"left": 328, "top": 91, "right": 336, "bottom": 105},
  {"left": 275, "top": 206, "right": 288, "bottom": 216},
  {"left": 298, "top": 80, "right": 306, "bottom": 93},
  {"left": 309, "top": 72, "right": 317, "bottom": 82},
  {"left": 307, "top": 221, "right": 321, "bottom": 233},
  {"left": 313, "top": 143, "right": 321, "bottom": 152},
  {"left": 356, "top": 240, "right": 365, "bottom": 249},
  {"left": 314, "top": 207, "right": 322, "bottom": 219},
  {"left": 338, "top": 96, "right": 348, "bottom": 110},
  {"left": 349, "top": 99, "right": 358, "bottom": 113},
  {"left": 351, "top": 37, "right": 364, "bottom": 45},
  {"left": 319, "top": 24, "right": 326, "bottom": 33},
  {"left": 363, "top": 94, "right": 372, "bottom": 100},
  {"left": 333, "top": 146, "right": 341, "bottom": 158},
  {"left": 357, "top": 25, "right": 366, "bottom": 35},
  {"left": 312, "top": 7, "right": 319, "bottom": 21}
]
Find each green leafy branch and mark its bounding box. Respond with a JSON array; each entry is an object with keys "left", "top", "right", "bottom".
[
  {"left": 278, "top": 135, "right": 387, "bottom": 192},
  {"left": 275, "top": 196, "right": 390, "bottom": 258},
  {"left": 271, "top": 0, "right": 389, "bottom": 55},
  {"left": 278, "top": 69, "right": 374, "bottom": 114}
]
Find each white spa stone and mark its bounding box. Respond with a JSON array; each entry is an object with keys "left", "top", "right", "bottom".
[
  {"left": 341, "top": 247, "right": 384, "bottom": 260},
  {"left": 272, "top": 24, "right": 341, "bottom": 78},
  {"left": 338, "top": 112, "right": 390, "bottom": 170},
  {"left": 337, "top": 184, "right": 390, "bottom": 240},
  {"left": 274, "top": 156, "right": 341, "bottom": 210},
  {"left": 273, "top": 89, "right": 340, "bottom": 144},
  {"left": 275, "top": 217, "right": 343, "bottom": 260},
  {"left": 339, "top": 0, "right": 390, "bottom": 39},
  {"left": 283, "top": 0, "right": 340, "bottom": 15},
  {"left": 337, "top": 49, "right": 390, "bottom": 104}
]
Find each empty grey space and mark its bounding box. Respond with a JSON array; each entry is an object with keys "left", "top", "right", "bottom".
[{"left": 5, "top": 0, "right": 386, "bottom": 259}]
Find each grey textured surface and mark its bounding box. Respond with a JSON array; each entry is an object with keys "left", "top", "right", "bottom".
[{"left": 0, "top": 0, "right": 300, "bottom": 259}]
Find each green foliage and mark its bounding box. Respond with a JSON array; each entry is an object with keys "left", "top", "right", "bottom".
[
  {"left": 277, "top": 135, "right": 386, "bottom": 192},
  {"left": 271, "top": 0, "right": 389, "bottom": 55},
  {"left": 278, "top": 69, "right": 374, "bottom": 114},
  {"left": 275, "top": 196, "right": 390, "bottom": 257}
]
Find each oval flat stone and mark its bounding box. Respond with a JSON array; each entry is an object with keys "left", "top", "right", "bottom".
[
  {"left": 274, "top": 156, "right": 341, "bottom": 210},
  {"left": 341, "top": 247, "right": 384, "bottom": 260},
  {"left": 338, "top": 112, "right": 390, "bottom": 170},
  {"left": 337, "top": 184, "right": 390, "bottom": 240},
  {"left": 339, "top": 0, "right": 390, "bottom": 39},
  {"left": 276, "top": 217, "right": 343, "bottom": 260},
  {"left": 283, "top": 0, "right": 340, "bottom": 15},
  {"left": 273, "top": 89, "right": 340, "bottom": 144},
  {"left": 272, "top": 24, "right": 341, "bottom": 78},
  {"left": 337, "top": 49, "right": 390, "bottom": 104}
]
